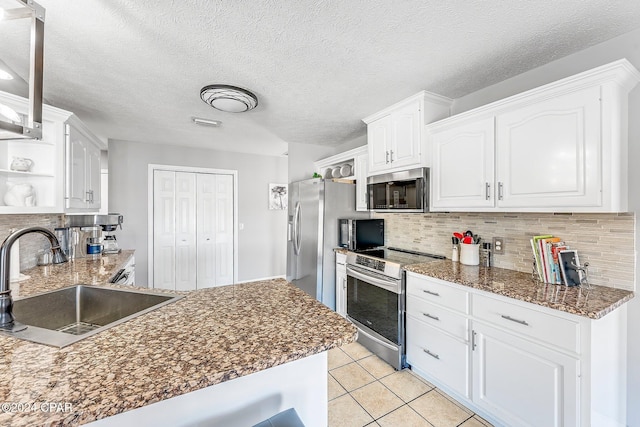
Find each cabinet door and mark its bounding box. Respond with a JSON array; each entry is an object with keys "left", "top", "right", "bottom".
[
  {"left": 85, "top": 140, "right": 101, "bottom": 209},
  {"left": 430, "top": 117, "right": 495, "bottom": 210},
  {"left": 472, "top": 322, "right": 579, "bottom": 427},
  {"left": 495, "top": 86, "right": 601, "bottom": 208},
  {"left": 406, "top": 317, "right": 470, "bottom": 398},
  {"left": 389, "top": 100, "right": 421, "bottom": 169},
  {"left": 65, "top": 125, "right": 87, "bottom": 209},
  {"left": 354, "top": 153, "right": 369, "bottom": 211},
  {"left": 367, "top": 115, "right": 392, "bottom": 173}
]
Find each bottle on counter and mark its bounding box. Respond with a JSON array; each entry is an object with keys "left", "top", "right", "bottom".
[
  {"left": 481, "top": 242, "right": 492, "bottom": 267},
  {"left": 452, "top": 237, "right": 459, "bottom": 262}
]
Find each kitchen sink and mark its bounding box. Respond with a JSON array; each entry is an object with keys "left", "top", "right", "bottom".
[{"left": 7, "top": 285, "right": 183, "bottom": 347}]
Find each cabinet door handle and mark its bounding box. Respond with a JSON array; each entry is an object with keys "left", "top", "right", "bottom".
[
  {"left": 472, "top": 330, "right": 477, "bottom": 350},
  {"left": 423, "top": 289, "right": 440, "bottom": 297},
  {"left": 500, "top": 314, "right": 529, "bottom": 326},
  {"left": 498, "top": 182, "right": 504, "bottom": 200},
  {"left": 389, "top": 150, "right": 394, "bottom": 162},
  {"left": 422, "top": 313, "right": 439, "bottom": 321},
  {"left": 485, "top": 182, "right": 491, "bottom": 200},
  {"left": 423, "top": 348, "right": 440, "bottom": 360},
  {"left": 385, "top": 151, "right": 390, "bottom": 164}
]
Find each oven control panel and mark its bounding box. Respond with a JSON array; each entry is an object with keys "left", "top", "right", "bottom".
[{"left": 355, "top": 255, "right": 386, "bottom": 272}]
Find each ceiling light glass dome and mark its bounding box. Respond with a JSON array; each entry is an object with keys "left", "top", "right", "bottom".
[{"left": 200, "top": 85, "right": 258, "bottom": 113}]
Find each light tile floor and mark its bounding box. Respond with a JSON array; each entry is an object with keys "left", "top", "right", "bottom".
[{"left": 328, "top": 342, "right": 493, "bottom": 427}]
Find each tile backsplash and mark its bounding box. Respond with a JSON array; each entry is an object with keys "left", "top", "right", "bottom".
[
  {"left": 0, "top": 214, "right": 65, "bottom": 272},
  {"left": 374, "top": 212, "right": 635, "bottom": 291}
]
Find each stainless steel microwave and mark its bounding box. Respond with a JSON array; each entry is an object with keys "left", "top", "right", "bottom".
[
  {"left": 338, "top": 218, "right": 384, "bottom": 251},
  {"left": 367, "top": 167, "right": 429, "bottom": 213}
]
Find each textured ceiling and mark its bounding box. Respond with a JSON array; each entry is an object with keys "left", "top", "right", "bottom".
[{"left": 1, "top": 0, "right": 640, "bottom": 156}]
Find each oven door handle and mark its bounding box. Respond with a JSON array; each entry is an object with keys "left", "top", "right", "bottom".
[{"left": 346, "top": 265, "right": 401, "bottom": 294}]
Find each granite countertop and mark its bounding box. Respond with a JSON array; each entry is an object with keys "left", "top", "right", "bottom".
[
  {"left": 9, "top": 250, "right": 136, "bottom": 298},
  {"left": 0, "top": 256, "right": 356, "bottom": 426},
  {"left": 405, "top": 260, "right": 633, "bottom": 319}
]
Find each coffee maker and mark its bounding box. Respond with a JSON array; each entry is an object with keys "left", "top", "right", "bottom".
[{"left": 59, "top": 214, "right": 124, "bottom": 258}]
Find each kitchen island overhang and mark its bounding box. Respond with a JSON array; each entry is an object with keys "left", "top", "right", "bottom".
[{"left": 0, "top": 276, "right": 356, "bottom": 426}]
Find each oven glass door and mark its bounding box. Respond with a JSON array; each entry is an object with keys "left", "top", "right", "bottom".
[{"left": 346, "top": 274, "right": 400, "bottom": 344}]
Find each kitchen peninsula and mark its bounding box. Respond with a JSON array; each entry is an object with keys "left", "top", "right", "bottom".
[{"left": 0, "top": 255, "right": 356, "bottom": 427}]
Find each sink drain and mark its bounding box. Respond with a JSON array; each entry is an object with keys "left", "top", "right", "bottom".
[{"left": 56, "top": 322, "right": 101, "bottom": 336}]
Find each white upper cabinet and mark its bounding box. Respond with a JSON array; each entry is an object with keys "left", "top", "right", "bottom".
[
  {"left": 354, "top": 151, "right": 369, "bottom": 211},
  {"left": 0, "top": 91, "right": 69, "bottom": 213},
  {"left": 496, "top": 86, "right": 601, "bottom": 208},
  {"left": 364, "top": 91, "right": 452, "bottom": 175},
  {"left": 65, "top": 117, "right": 103, "bottom": 211},
  {"left": 0, "top": 91, "right": 104, "bottom": 213},
  {"left": 431, "top": 117, "right": 495, "bottom": 209},
  {"left": 427, "top": 59, "right": 640, "bottom": 212},
  {"left": 314, "top": 145, "right": 368, "bottom": 211}
]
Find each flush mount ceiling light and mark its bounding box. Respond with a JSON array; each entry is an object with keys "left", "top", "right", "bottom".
[
  {"left": 200, "top": 84, "right": 258, "bottom": 113},
  {"left": 192, "top": 117, "right": 221, "bottom": 127}
]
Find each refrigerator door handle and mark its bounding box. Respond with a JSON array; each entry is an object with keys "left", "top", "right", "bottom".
[{"left": 293, "top": 202, "right": 301, "bottom": 255}]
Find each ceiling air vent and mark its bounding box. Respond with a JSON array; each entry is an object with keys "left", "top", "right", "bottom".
[{"left": 0, "top": 0, "right": 45, "bottom": 140}]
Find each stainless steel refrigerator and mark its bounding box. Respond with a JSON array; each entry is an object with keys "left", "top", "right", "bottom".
[{"left": 287, "top": 178, "right": 368, "bottom": 310}]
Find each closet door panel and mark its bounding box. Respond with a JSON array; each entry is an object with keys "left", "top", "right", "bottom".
[
  {"left": 153, "top": 170, "right": 176, "bottom": 290},
  {"left": 215, "top": 174, "right": 234, "bottom": 286},
  {"left": 197, "top": 173, "right": 217, "bottom": 289},
  {"left": 175, "top": 172, "right": 197, "bottom": 291}
]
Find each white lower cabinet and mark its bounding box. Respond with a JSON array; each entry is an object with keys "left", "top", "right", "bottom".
[
  {"left": 335, "top": 253, "right": 347, "bottom": 317},
  {"left": 472, "top": 322, "right": 579, "bottom": 427},
  {"left": 406, "top": 317, "right": 470, "bottom": 398},
  {"left": 406, "top": 272, "right": 627, "bottom": 427}
]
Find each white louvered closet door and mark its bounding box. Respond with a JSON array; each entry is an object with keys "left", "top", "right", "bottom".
[{"left": 153, "top": 170, "right": 234, "bottom": 290}]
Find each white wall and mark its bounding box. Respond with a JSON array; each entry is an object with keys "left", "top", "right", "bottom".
[
  {"left": 287, "top": 135, "right": 367, "bottom": 184},
  {"left": 452, "top": 27, "right": 640, "bottom": 425},
  {"left": 108, "top": 140, "right": 288, "bottom": 286},
  {"left": 287, "top": 141, "right": 333, "bottom": 183}
]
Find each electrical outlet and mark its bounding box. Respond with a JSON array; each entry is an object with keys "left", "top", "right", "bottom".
[{"left": 493, "top": 237, "right": 505, "bottom": 255}]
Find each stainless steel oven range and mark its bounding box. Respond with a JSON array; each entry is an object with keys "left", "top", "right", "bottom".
[{"left": 345, "top": 248, "right": 444, "bottom": 370}]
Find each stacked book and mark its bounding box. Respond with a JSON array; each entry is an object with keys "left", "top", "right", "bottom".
[{"left": 530, "top": 235, "right": 568, "bottom": 284}]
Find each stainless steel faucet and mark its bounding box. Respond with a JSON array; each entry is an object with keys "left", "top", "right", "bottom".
[{"left": 0, "top": 227, "right": 68, "bottom": 332}]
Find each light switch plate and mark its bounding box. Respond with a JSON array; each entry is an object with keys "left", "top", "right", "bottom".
[{"left": 493, "top": 237, "right": 505, "bottom": 255}]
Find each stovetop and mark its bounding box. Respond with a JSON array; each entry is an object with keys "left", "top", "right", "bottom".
[
  {"left": 352, "top": 247, "right": 444, "bottom": 265},
  {"left": 346, "top": 247, "right": 445, "bottom": 280}
]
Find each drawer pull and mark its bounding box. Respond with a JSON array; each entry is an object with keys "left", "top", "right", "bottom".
[
  {"left": 423, "top": 289, "right": 440, "bottom": 297},
  {"left": 423, "top": 349, "right": 440, "bottom": 360},
  {"left": 501, "top": 314, "right": 529, "bottom": 326},
  {"left": 422, "top": 313, "right": 440, "bottom": 321}
]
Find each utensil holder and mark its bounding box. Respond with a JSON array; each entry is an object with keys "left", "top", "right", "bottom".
[{"left": 460, "top": 243, "right": 480, "bottom": 266}]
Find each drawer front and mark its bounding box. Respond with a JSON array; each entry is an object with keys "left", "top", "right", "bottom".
[
  {"left": 407, "top": 297, "right": 468, "bottom": 340},
  {"left": 406, "top": 273, "right": 469, "bottom": 313},
  {"left": 472, "top": 293, "right": 580, "bottom": 353},
  {"left": 407, "top": 318, "right": 470, "bottom": 398}
]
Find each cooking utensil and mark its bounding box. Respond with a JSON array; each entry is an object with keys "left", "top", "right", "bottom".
[
  {"left": 464, "top": 230, "right": 473, "bottom": 237},
  {"left": 453, "top": 232, "right": 464, "bottom": 240},
  {"left": 462, "top": 236, "right": 474, "bottom": 244}
]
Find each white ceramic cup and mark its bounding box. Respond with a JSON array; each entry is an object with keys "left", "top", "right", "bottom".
[{"left": 460, "top": 243, "right": 480, "bottom": 266}]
